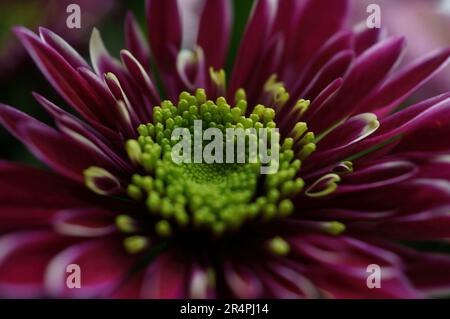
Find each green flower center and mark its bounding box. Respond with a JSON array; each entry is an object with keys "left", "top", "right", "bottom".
[{"left": 123, "top": 89, "right": 309, "bottom": 239}]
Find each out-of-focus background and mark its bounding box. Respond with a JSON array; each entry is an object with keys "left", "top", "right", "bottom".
[{"left": 1, "top": 0, "right": 450, "bottom": 165}]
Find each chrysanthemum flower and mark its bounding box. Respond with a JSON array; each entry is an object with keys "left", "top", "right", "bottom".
[{"left": 1, "top": 0, "right": 450, "bottom": 298}]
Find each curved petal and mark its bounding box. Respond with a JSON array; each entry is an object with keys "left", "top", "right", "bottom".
[
  {"left": 52, "top": 208, "right": 116, "bottom": 238},
  {"left": 45, "top": 238, "right": 135, "bottom": 298},
  {"left": 197, "top": 0, "right": 232, "bottom": 69},
  {"left": 358, "top": 47, "right": 450, "bottom": 116},
  {"left": 140, "top": 252, "right": 188, "bottom": 299},
  {"left": 0, "top": 231, "right": 76, "bottom": 298},
  {"left": 229, "top": 0, "right": 275, "bottom": 97},
  {"left": 310, "top": 36, "right": 405, "bottom": 133},
  {"left": 124, "top": 12, "right": 151, "bottom": 72},
  {"left": 224, "top": 259, "right": 264, "bottom": 298},
  {"left": 0, "top": 105, "right": 114, "bottom": 183}
]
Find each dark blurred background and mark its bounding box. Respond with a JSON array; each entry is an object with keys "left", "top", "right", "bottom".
[{"left": 1, "top": 0, "right": 450, "bottom": 167}]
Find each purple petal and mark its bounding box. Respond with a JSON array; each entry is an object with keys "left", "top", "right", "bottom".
[
  {"left": 176, "top": 47, "right": 207, "bottom": 91},
  {"left": 52, "top": 208, "right": 116, "bottom": 238},
  {"left": 304, "top": 93, "right": 450, "bottom": 172},
  {"left": 0, "top": 104, "right": 116, "bottom": 182},
  {"left": 141, "top": 252, "right": 188, "bottom": 298},
  {"left": 309, "top": 36, "right": 405, "bottom": 134},
  {"left": 39, "top": 27, "right": 90, "bottom": 70},
  {"left": 124, "top": 12, "right": 151, "bottom": 72},
  {"left": 357, "top": 47, "right": 450, "bottom": 116},
  {"left": 229, "top": 0, "right": 275, "bottom": 97},
  {"left": 197, "top": 0, "right": 232, "bottom": 69},
  {"left": 146, "top": 0, "right": 181, "bottom": 70},
  {"left": 14, "top": 27, "right": 106, "bottom": 125},
  {"left": 224, "top": 259, "right": 264, "bottom": 298},
  {"left": 293, "top": 31, "right": 353, "bottom": 94},
  {"left": 0, "top": 161, "right": 94, "bottom": 232},
  {"left": 317, "top": 113, "right": 380, "bottom": 150},
  {"left": 300, "top": 50, "right": 354, "bottom": 99},
  {"left": 0, "top": 231, "right": 77, "bottom": 298},
  {"left": 373, "top": 206, "right": 450, "bottom": 240},
  {"left": 120, "top": 50, "right": 160, "bottom": 109},
  {"left": 146, "top": 0, "right": 182, "bottom": 98},
  {"left": 353, "top": 26, "right": 382, "bottom": 55},
  {"left": 45, "top": 238, "right": 135, "bottom": 298},
  {"left": 336, "top": 160, "right": 419, "bottom": 194},
  {"left": 33, "top": 92, "right": 121, "bottom": 146},
  {"left": 282, "top": 0, "right": 349, "bottom": 87},
  {"left": 188, "top": 263, "right": 216, "bottom": 299}
]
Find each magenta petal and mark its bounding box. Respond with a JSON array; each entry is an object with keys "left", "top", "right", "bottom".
[
  {"left": 336, "top": 160, "right": 418, "bottom": 194},
  {"left": 405, "top": 252, "right": 450, "bottom": 296},
  {"left": 55, "top": 112, "right": 132, "bottom": 175},
  {"left": 13, "top": 117, "right": 115, "bottom": 182},
  {"left": 197, "top": 0, "right": 232, "bottom": 69},
  {"left": 124, "top": 12, "right": 151, "bottom": 72},
  {"left": 258, "top": 260, "right": 320, "bottom": 298},
  {"left": 14, "top": 27, "right": 105, "bottom": 124},
  {"left": 310, "top": 36, "right": 405, "bottom": 133},
  {"left": 358, "top": 47, "right": 450, "bottom": 116},
  {"left": 0, "top": 103, "right": 36, "bottom": 141},
  {"left": 0, "top": 161, "right": 95, "bottom": 232},
  {"left": 39, "top": 27, "right": 90, "bottom": 70},
  {"left": 294, "top": 31, "right": 353, "bottom": 94},
  {"left": 176, "top": 47, "right": 207, "bottom": 91},
  {"left": 224, "top": 259, "right": 264, "bottom": 298},
  {"left": 229, "top": 0, "right": 274, "bottom": 97},
  {"left": 374, "top": 207, "right": 450, "bottom": 240},
  {"left": 45, "top": 238, "right": 135, "bottom": 298},
  {"left": 0, "top": 104, "right": 96, "bottom": 182},
  {"left": 146, "top": 0, "right": 182, "bottom": 98},
  {"left": 301, "top": 50, "right": 354, "bottom": 100},
  {"left": 141, "top": 252, "right": 187, "bottom": 299},
  {"left": 289, "top": 235, "right": 421, "bottom": 298},
  {"left": 120, "top": 50, "right": 160, "bottom": 109},
  {"left": 74, "top": 69, "right": 126, "bottom": 137},
  {"left": 146, "top": 0, "right": 181, "bottom": 69},
  {"left": 188, "top": 263, "right": 216, "bottom": 299},
  {"left": 0, "top": 161, "right": 91, "bottom": 207},
  {"left": 304, "top": 93, "right": 450, "bottom": 172},
  {"left": 52, "top": 208, "right": 116, "bottom": 238},
  {"left": 111, "top": 269, "right": 145, "bottom": 299},
  {"left": 353, "top": 26, "right": 382, "bottom": 55},
  {"left": 317, "top": 113, "right": 379, "bottom": 151},
  {"left": 300, "top": 78, "right": 343, "bottom": 126},
  {"left": 0, "top": 231, "right": 76, "bottom": 298},
  {"left": 302, "top": 208, "right": 395, "bottom": 222},
  {"left": 283, "top": 0, "right": 349, "bottom": 86}
]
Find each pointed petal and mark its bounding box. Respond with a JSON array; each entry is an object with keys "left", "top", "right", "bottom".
[
  {"left": 358, "top": 47, "right": 450, "bottom": 116},
  {"left": 141, "top": 252, "right": 187, "bottom": 298},
  {"left": 197, "top": 0, "right": 232, "bottom": 69},
  {"left": 53, "top": 208, "right": 116, "bottom": 238},
  {"left": 146, "top": 0, "right": 181, "bottom": 74},
  {"left": 224, "top": 260, "right": 264, "bottom": 298},
  {"left": 124, "top": 12, "right": 151, "bottom": 72},
  {"left": 0, "top": 231, "right": 76, "bottom": 298},
  {"left": 229, "top": 0, "right": 275, "bottom": 96},
  {"left": 45, "top": 238, "right": 135, "bottom": 298},
  {"left": 39, "top": 27, "right": 90, "bottom": 70},
  {"left": 310, "top": 36, "right": 405, "bottom": 133}
]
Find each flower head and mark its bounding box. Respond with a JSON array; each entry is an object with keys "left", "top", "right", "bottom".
[{"left": 1, "top": 0, "right": 450, "bottom": 298}]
